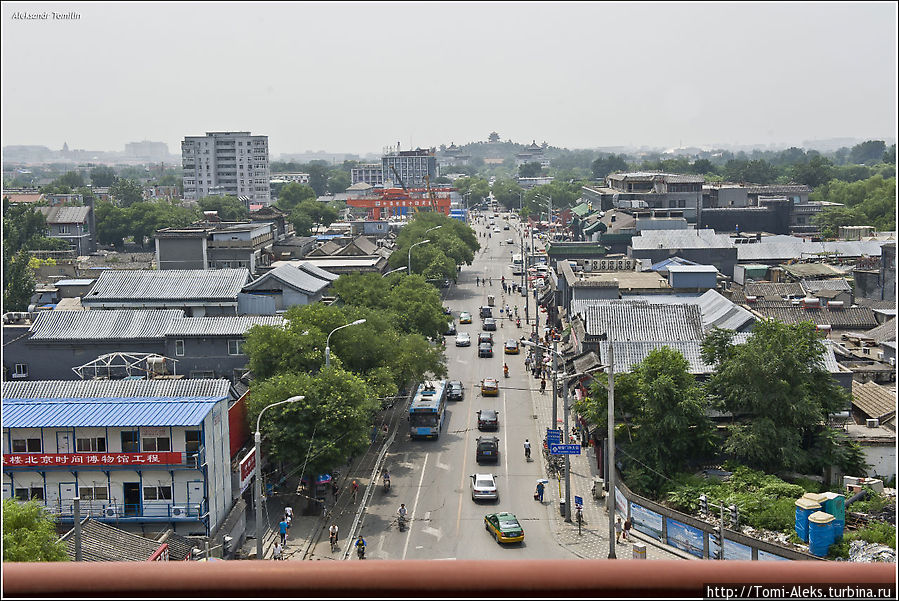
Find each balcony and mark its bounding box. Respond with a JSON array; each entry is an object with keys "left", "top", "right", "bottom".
[{"left": 42, "top": 498, "right": 205, "bottom": 523}]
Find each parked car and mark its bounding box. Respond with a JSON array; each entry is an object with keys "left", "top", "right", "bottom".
[
  {"left": 483, "top": 317, "right": 497, "bottom": 331},
  {"left": 470, "top": 473, "right": 499, "bottom": 501},
  {"left": 480, "top": 378, "right": 499, "bottom": 396},
  {"left": 448, "top": 380, "right": 465, "bottom": 401},
  {"left": 484, "top": 512, "right": 524, "bottom": 543},
  {"left": 459, "top": 311, "right": 472, "bottom": 324},
  {"left": 478, "top": 342, "right": 493, "bottom": 358},
  {"left": 455, "top": 332, "right": 471, "bottom": 347},
  {"left": 477, "top": 409, "right": 499, "bottom": 430},
  {"left": 478, "top": 332, "right": 494, "bottom": 345},
  {"left": 476, "top": 435, "right": 500, "bottom": 463},
  {"left": 504, "top": 339, "right": 519, "bottom": 354}
]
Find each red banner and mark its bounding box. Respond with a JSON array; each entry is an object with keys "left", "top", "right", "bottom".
[{"left": 3, "top": 452, "right": 183, "bottom": 467}]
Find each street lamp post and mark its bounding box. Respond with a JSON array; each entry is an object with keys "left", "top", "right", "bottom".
[
  {"left": 382, "top": 266, "right": 407, "bottom": 278},
  {"left": 407, "top": 239, "right": 431, "bottom": 275},
  {"left": 606, "top": 342, "right": 616, "bottom": 559},
  {"left": 255, "top": 395, "right": 305, "bottom": 560},
  {"left": 325, "top": 319, "right": 367, "bottom": 368}
]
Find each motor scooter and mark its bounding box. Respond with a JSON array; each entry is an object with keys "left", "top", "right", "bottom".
[
  {"left": 356, "top": 544, "right": 365, "bottom": 559},
  {"left": 398, "top": 514, "right": 407, "bottom": 532}
]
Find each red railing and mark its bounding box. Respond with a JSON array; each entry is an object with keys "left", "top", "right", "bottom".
[{"left": 3, "top": 560, "right": 894, "bottom": 597}]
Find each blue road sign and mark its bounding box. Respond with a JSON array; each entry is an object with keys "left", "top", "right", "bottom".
[
  {"left": 574, "top": 496, "right": 583, "bottom": 506},
  {"left": 549, "top": 443, "right": 581, "bottom": 455},
  {"left": 546, "top": 429, "right": 562, "bottom": 443}
]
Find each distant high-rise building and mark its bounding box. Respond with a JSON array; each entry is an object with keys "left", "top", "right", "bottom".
[
  {"left": 381, "top": 147, "right": 437, "bottom": 187},
  {"left": 125, "top": 140, "right": 171, "bottom": 162},
  {"left": 182, "top": 131, "right": 270, "bottom": 204}
]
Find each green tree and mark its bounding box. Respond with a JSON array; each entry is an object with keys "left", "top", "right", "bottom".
[
  {"left": 690, "top": 159, "right": 717, "bottom": 175},
  {"left": 3, "top": 498, "right": 69, "bottom": 562},
  {"left": 109, "top": 178, "right": 145, "bottom": 207},
  {"left": 3, "top": 250, "right": 36, "bottom": 311},
  {"left": 94, "top": 200, "right": 130, "bottom": 249},
  {"left": 327, "top": 170, "right": 351, "bottom": 194},
  {"left": 198, "top": 195, "right": 248, "bottom": 221},
  {"left": 701, "top": 321, "right": 853, "bottom": 474},
  {"left": 276, "top": 182, "right": 317, "bottom": 213},
  {"left": 591, "top": 154, "right": 629, "bottom": 180},
  {"left": 289, "top": 209, "right": 314, "bottom": 236},
  {"left": 297, "top": 200, "right": 339, "bottom": 229},
  {"left": 247, "top": 370, "right": 379, "bottom": 499},
  {"left": 128, "top": 201, "right": 198, "bottom": 248},
  {"left": 492, "top": 178, "right": 524, "bottom": 210},
  {"left": 790, "top": 156, "right": 834, "bottom": 188},
  {"left": 90, "top": 165, "right": 118, "bottom": 187},
  {"left": 519, "top": 162, "right": 543, "bottom": 178},
  {"left": 307, "top": 163, "right": 330, "bottom": 196},
  {"left": 811, "top": 175, "right": 896, "bottom": 233},
  {"left": 848, "top": 140, "right": 887, "bottom": 165},
  {"left": 883, "top": 144, "right": 896, "bottom": 164}
]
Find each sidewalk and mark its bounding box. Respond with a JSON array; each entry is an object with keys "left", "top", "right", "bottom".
[
  {"left": 523, "top": 347, "right": 690, "bottom": 561},
  {"left": 240, "top": 392, "right": 410, "bottom": 561}
]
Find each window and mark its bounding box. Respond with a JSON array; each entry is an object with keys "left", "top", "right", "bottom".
[
  {"left": 228, "top": 339, "right": 244, "bottom": 355},
  {"left": 121, "top": 430, "right": 140, "bottom": 453},
  {"left": 13, "top": 363, "right": 28, "bottom": 378},
  {"left": 59, "top": 225, "right": 70, "bottom": 234},
  {"left": 175, "top": 340, "right": 185, "bottom": 357},
  {"left": 142, "top": 435, "right": 171, "bottom": 452},
  {"left": 12, "top": 438, "right": 42, "bottom": 453},
  {"left": 14, "top": 486, "right": 44, "bottom": 501},
  {"left": 76, "top": 437, "right": 107, "bottom": 452},
  {"left": 143, "top": 485, "right": 172, "bottom": 501},
  {"left": 79, "top": 485, "right": 108, "bottom": 500},
  {"left": 185, "top": 430, "right": 201, "bottom": 454}
]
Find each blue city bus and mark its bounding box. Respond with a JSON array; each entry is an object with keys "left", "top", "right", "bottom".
[{"left": 409, "top": 380, "right": 448, "bottom": 439}]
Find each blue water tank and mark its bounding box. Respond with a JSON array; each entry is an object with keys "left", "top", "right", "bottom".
[
  {"left": 794, "top": 498, "right": 821, "bottom": 542},
  {"left": 822, "top": 492, "right": 846, "bottom": 540},
  {"left": 808, "top": 511, "right": 835, "bottom": 557}
]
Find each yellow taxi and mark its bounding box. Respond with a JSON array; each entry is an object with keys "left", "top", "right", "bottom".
[
  {"left": 480, "top": 378, "right": 500, "bottom": 396},
  {"left": 484, "top": 512, "right": 525, "bottom": 544},
  {"left": 504, "top": 339, "right": 520, "bottom": 354}
]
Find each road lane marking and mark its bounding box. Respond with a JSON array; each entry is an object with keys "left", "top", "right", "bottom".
[
  {"left": 456, "top": 388, "right": 474, "bottom": 536},
  {"left": 435, "top": 460, "right": 450, "bottom": 471},
  {"left": 402, "top": 451, "right": 428, "bottom": 561},
  {"left": 502, "top": 391, "right": 509, "bottom": 491}
]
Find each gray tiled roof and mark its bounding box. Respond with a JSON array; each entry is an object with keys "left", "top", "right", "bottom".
[
  {"left": 167, "top": 316, "right": 284, "bottom": 336},
  {"left": 582, "top": 303, "right": 705, "bottom": 341},
  {"left": 243, "top": 264, "right": 330, "bottom": 295},
  {"left": 851, "top": 381, "right": 897, "bottom": 422},
  {"left": 29, "top": 309, "right": 183, "bottom": 340},
  {"left": 38, "top": 206, "right": 91, "bottom": 224},
  {"left": 299, "top": 262, "right": 340, "bottom": 282},
  {"left": 62, "top": 519, "right": 163, "bottom": 562},
  {"left": 751, "top": 306, "right": 879, "bottom": 330},
  {"left": 801, "top": 279, "right": 852, "bottom": 292},
  {"left": 866, "top": 318, "right": 897, "bottom": 343},
  {"left": 736, "top": 240, "right": 885, "bottom": 262},
  {"left": 83, "top": 269, "right": 250, "bottom": 303},
  {"left": 743, "top": 282, "right": 805, "bottom": 298},
  {"left": 2, "top": 379, "right": 231, "bottom": 400}
]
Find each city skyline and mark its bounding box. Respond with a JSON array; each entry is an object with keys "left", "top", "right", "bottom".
[{"left": 1, "top": 2, "right": 896, "bottom": 157}]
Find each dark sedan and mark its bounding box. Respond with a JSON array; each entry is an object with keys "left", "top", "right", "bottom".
[
  {"left": 478, "top": 342, "right": 493, "bottom": 358},
  {"left": 448, "top": 380, "right": 465, "bottom": 401}
]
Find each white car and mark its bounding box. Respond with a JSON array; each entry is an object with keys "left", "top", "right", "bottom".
[
  {"left": 455, "top": 332, "right": 471, "bottom": 347},
  {"left": 470, "top": 473, "right": 499, "bottom": 501},
  {"left": 493, "top": 227, "right": 501, "bottom": 233}
]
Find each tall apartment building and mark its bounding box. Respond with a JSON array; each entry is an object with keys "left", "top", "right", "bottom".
[
  {"left": 351, "top": 163, "right": 384, "bottom": 186},
  {"left": 381, "top": 148, "right": 437, "bottom": 187},
  {"left": 182, "top": 132, "right": 271, "bottom": 204}
]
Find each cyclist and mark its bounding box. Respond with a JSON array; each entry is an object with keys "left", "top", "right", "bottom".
[
  {"left": 397, "top": 503, "right": 408, "bottom": 520},
  {"left": 382, "top": 470, "right": 391, "bottom": 490},
  {"left": 355, "top": 536, "right": 366, "bottom": 559},
  {"left": 329, "top": 523, "right": 339, "bottom": 548}
]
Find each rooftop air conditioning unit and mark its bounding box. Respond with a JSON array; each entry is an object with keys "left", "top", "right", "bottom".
[
  {"left": 172, "top": 506, "right": 188, "bottom": 518},
  {"left": 104, "top": 506, "right": 117, "bottom": 518},
  {"left": 866, "top": 419, "right": 880, "bottom": 428}
]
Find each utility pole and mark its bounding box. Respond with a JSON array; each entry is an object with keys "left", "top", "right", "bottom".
[
  {"left": 551, "top": 337, "right": 558, "bottom": 429},
  {"left": 607, "top": 342, "right": 616, "bottom": 559},
  {"left": 563, "top": 370, "right": 572, "bottom": 522}
]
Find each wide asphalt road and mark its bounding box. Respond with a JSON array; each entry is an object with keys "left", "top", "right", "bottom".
[{"left": 356, "top": 212, "right": 576, "bottom": 560}]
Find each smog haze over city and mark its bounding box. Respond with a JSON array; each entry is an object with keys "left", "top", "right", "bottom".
[{"left": 1, "top": 1, "right": 896, "bottom": 156}]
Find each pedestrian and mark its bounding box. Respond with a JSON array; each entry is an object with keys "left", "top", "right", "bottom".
[
  {"left": 382, "top": 424, "right": 389, "bottom": 437},
  {"left": 536, "top": 481, "right": 545, "bottom": 503},
  {"left": 540, "top": 377, "right": 546, "bottom": 395},
  {"left": 352, "top": 479, "right": 359, "bottom": 502},
  {"left": 279, "top": 517, "right": 289, "bottom": 545},
  {"left": 476, "top": 276, "right": 480, "bottom": 286},
  {"left": 331, "top": 481, "right": 339, "bottom": 498},
  {"left": 285, "top": 506, "right": 293, "bottom": 520},
  {"left": 272, "top": 540, "right": 283, "bottom": 560},
  {"left": 623, "top": 517, "right": 632, "bottom": 541},
  {"left": 285, "top": 512, "right": 292, "bottom": 530},
  {"left": 615, "top": 517, "right": 623, "bottom": 543}
]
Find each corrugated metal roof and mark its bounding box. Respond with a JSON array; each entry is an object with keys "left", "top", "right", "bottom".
[
  {"left": 751, "top": 306, "right": 878, "bottom": 330},
  {"left": 667, "top": 265, "right": 718, "bottom": 274},
  {"left": 800, "top": 279, "right": 852, "bottom": 292},
  {"left": 243, "top": 265, "right": 329, "bottom": 295},
  {"left": 167, "top": 315, "right": 284, "bottom": 336},
  {"left": 631, "top": 229, "right": 734, "bottom": 250},
  {"left": 3, "top": 379, "right": 231, "bottom": 399},
  {"left": 736, "top": 240, "right": 885, "bottom": 262},
  {"left": 582, "top": 303, "right": 705, "bottom": 341},
  {"left": 29, "top": 310, "right": 183, "bottom": 340},
  {"left": 2, "top": 397, "right": 221, "bottom": 428},
  {"left": 695, "top": 289, "right": 756, "bottom": 331},
  {"left": 38, "top": 206, "right": 91, "bottom": 224},
  {"left": 743, "top": 282, "right": 805, "bottom": 298},
  {"left": 83, "top": 269, "right": 249, "bottom": 303},
  {"left": 63, "top": 519, "right": 163, "bottom": 562}
]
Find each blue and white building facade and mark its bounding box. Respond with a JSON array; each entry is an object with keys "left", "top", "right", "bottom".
[{"left": 2, "top": 379, "right": 233, "bottom": 535}]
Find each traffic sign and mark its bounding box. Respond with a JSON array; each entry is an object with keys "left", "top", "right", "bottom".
[
  {"left": 546, "top": 429, "right": 562, "bottom": 443},
  {"left": 549, "top": 443, "right": 581, "bottom": 455},
  {"left": 574, "top": 496, "right": 583, "bottom": 506}
]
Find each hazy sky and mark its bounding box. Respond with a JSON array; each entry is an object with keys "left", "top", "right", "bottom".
[{"left": 2, "top": 2, "right": 896, "bottom": 157}]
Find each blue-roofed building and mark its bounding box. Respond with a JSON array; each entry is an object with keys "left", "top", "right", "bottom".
[{"left": 2, "top": 379, "right": 233, "bottom": 536}]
